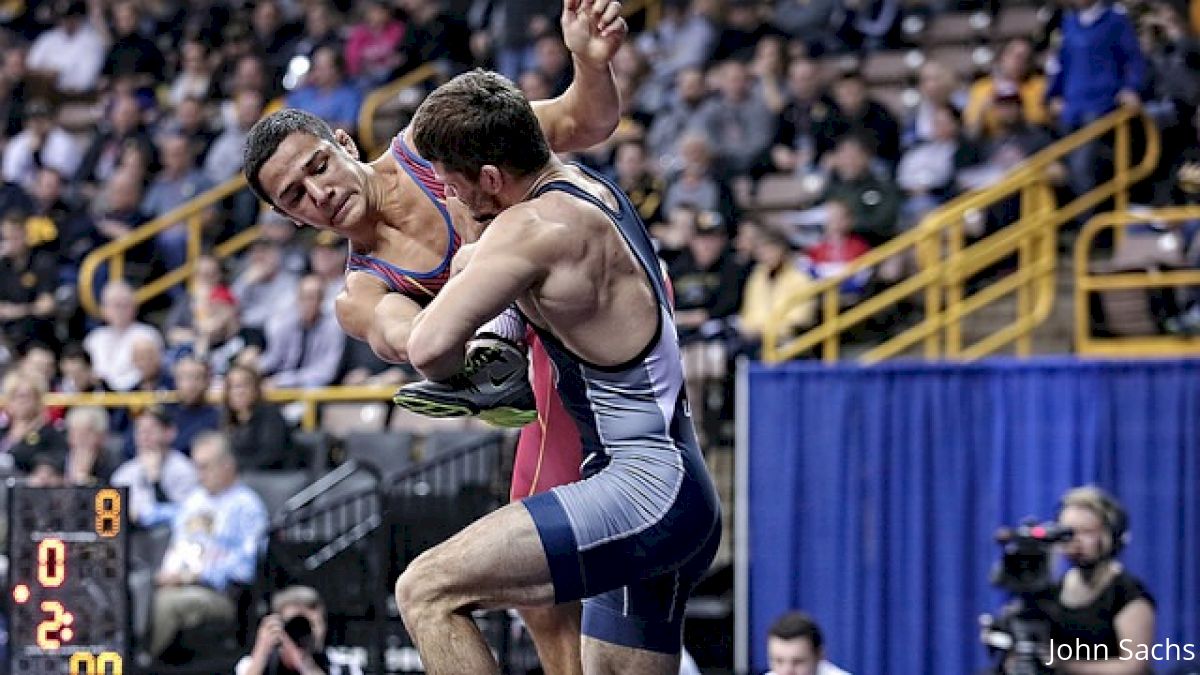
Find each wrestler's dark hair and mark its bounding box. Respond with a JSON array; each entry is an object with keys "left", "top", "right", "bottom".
[
  {"left": 410, "top": 69, "right": 551, "bottom": 180},
  {"left": 243, "top": 108, "right": 339, "bottom": 208}
]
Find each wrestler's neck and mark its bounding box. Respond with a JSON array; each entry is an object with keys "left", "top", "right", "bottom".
[
  {"left": 360, "top": 154, "right": 415, "bottom": 244},
  {"left": 512, "top": 157, "right": 572, "bottom": 206}
]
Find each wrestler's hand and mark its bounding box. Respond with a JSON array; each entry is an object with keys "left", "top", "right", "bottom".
[{"left": 562, "top": 0, "right": 627, "bottom": 69}]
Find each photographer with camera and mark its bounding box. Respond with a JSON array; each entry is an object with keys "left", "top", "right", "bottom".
[
  {"left": 988, "top": 487, "right": 1155, "bottom": 675},
  {"left": 1039, "top": 487, "right": 1156, "bottom": 674},
  {"left": 237, "top": 585, "right": 363, "bottom": 675}
]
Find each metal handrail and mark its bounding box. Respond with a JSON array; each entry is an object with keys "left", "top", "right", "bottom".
[
  {"left": 764, "top": 106, "right": 1161, "bottom": 363},
  {"left": 357, "top": 63, "right": 441, "bottom": 159},
  {"left": 78, "top": 175, "right": 256, "bottom": 316},
  {"left": 1074, "top": 207, "right": 1200, "bottom": 356}
]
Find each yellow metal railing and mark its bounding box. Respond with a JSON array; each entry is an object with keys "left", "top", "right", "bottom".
[
  {"left": 42, "top": 386, "right": 397, "bottom": 432},
  {"left": 78, "top": 176, "right": 260, "bottom": 316},
  {"left": 358, "top": 63, "right": 441, "bottom": 159},
  {"left": 764, "top": 106, "right": 1161, "bottom": 363},
  {"left": 1074, "top": 207, "right": 1200, "bottom": 356}
]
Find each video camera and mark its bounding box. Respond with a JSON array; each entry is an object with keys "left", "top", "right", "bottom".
[{"left": 980, "top": 519, "right": 1074, "bottom": 675}]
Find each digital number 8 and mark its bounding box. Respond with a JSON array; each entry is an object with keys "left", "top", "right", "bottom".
[{"left": 95, "top": 488, "right": 121, "bottom": 537}]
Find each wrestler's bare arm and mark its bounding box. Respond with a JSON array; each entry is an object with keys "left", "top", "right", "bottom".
[
  {"left": 531, "top": 0, "right": 627, "bottom": 152},
  {"left": 336, "top": 271, "right": 421, "bottom": 364},
  {"left": 408, "top": 209, "right": 562, "bottom": 380}
]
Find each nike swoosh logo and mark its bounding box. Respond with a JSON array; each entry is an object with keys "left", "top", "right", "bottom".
[{"left": 489, "top": 372, "right": 516, "bottom": 388}]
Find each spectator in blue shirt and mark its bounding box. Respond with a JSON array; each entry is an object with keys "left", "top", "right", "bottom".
[
  {"left": 149, "top": 431, "right": 267, "bottom": 658},
  {"left": 1046, "top": 0, "right": 1145, "bottom": 199},
  {"left": 286, "top": 46, "right": 363, "bottom": 138},
  {"left": 110, "top": 406, "right": 198, "bottom": 528}
]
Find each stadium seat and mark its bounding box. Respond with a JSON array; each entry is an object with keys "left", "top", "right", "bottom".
[
  {"left": 342, "top": 431, "right": 415, "bottom": 480},
  {"left": 241, "top": 470, "right": 311, "bottom": 519},
  {"left": 291, "top": 429, "right": 333, "bottom": 477}
]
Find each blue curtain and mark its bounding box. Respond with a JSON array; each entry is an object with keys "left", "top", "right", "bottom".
[{"left": 747, "top": 358, "right": 1200, "bottom": 675}]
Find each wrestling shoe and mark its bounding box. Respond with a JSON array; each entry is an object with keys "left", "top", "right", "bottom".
[{"left": 392, "top": 339, "right": 537, "bottom": 428}]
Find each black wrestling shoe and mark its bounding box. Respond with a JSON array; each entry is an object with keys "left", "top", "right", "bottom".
[{"left": 393, "top": 339, "right": 537, "bottom": 428}]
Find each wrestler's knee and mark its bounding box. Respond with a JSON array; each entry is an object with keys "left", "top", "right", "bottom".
[{"left": 394, "top": 547, "right": 460, "bottom": 625}]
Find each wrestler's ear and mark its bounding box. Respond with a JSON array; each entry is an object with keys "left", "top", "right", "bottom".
[
  {"left": 480, "top": 165, "right": 503, "bottom": 195},
  {"left": 333, "top": 129, "right": 360, "bottom": 160}
]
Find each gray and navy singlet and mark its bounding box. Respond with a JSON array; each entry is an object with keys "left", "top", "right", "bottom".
[{"left": 521, "top": 163, "right": 722, "bottom": 654}]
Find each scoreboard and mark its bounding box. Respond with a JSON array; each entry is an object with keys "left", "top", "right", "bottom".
[{"left": 6, "top": 485, "right": 130, "bottom": 674}]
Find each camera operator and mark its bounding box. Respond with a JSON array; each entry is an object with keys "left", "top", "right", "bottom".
[
  {"left": 1037, "top": 487, "right": 1156, "bottom": 675},
  {"left": 237, "top": 585, "right": 363, "bottom": 675}
]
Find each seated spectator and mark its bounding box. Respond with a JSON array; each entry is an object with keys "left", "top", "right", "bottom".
[
  {"left": 821, "top": 134, "right": 901, "bottom": 247},
  {"left": 807, "top": 199, "right": 872, "bottom": 300},
  {"left": 737, "top": 226, "right": 816, "bottom": 356},
  {"left": 27, "top": 453, "right": 66, "bottom": 487},
  {"left": 167, "top": 356, "right": 220, "bottom": 456},
  {"left": 164, "top": 254, "right": 229, "bottom": 347},
  {"left": 25, "top": 0, "right": 106, "bottom": 96},
  {"left": 531, "top": 34, "right": 571, "bottom": 97},
  {"left": 963, "top": 38, "right": 1048, "bottom": 141},
  {"left": 896, "top": 105, "right": 978, "bottom": 229},
  {"left": 714, "top": 0, "right": 781, "bottom": 63},
  {"left": 100, "top": 0, "right": 166, "bottom": 89},
  {"left": 0, "top": 372, "right": 67, "bottom": 475},
  {"left": 261, "top": 213, "right": 310, "bottom": 276},
  {"left": 18, "top": 342, "right": 59, "bottom": 388},
  {"left": 0, "top": 211, "right": 57, "bottom": 348},
  {"left": 309, "top": 231, "right": 348, "bottom": 315},
  {"left": 111, "top": 407, "right": 198, "bottom": 528},
  {"left": 287, "top": 1, "right": 345, "bottom": 70},
  {"left": 237, "top": 585, "right": 365, "bottom": 675},
  {"left": 63, "top": 406, "right": 116, "bottom": 486},
  {"left": 669, "top": 210, "right": 746, "bottom": 441},
  {"left": 614, "top": 140, "right": 667, "bottom": 228},
  {"left": 57, "top": 343, "right": 109, "bottom": 394},
  {"left": 91, "top": 169, "right": 149, "bottom": 249},
  {"left": 129, "top": 335, "right": 172, "bottom": 392},
  {"left": 0, "top": 42, "right": 32, "bottom": 144},
  {"left": 258, "top": 275, "right": 345, "bottom": 389},
  {"left": 149, "top": 431, "right": 267, "bottom": 659},
  {"left": 645, "top": 67, "right": 709, "bottom": 171},
  {"left": 695, "top": 59, "right": 777, "bottom": 177},
  {"left": 818, "top": 71, "right": 900, "bottom": 166},
  {"left": 250, "top": 0, "right": 302, "bottom": 83},
  {"left": 83, "top": 281, "right": 164, "bottom": 392},
  {"left": 190, "top": 286, "right": 265, "bottom": 378},
  {"left": 344, "top": 0, "right": 404, "bottom": 86},
  {"left": 2, "top": 100, "right": 82, "bottom": 191},
  {"left": 29, "top": 167, "right": 95, "bottom": 269},
  {"left": 233, "top": 240, "right": 300, "bottom": 331},
  {"left": 75, "top": 91, "right": 156, "bottom": 199},
  {"left": 833, "top": 0, "right": 900, "bottom": 52},
  {"left": 392, "top": 0, "right": 473, "bottom": 78},
  {"left": 142, "top": 133, "right": 215, "bottom": 273},
  {"left": 167, "top": 39, "right": 216, "bottom": 108},
  {"left": 286, "top": 46, "right": 362, "bottom": 137},
  {"left": 770, "top": 57, "right": 837, "bottom": 174},
  {"left": 641, "top": 0, "right": 719, "bottom": 93},
  {"left": 664, "top": 133, "right": 738, "bottom": 228},
  {"left": 204, "top": 89, "right": 266, "bottom": 184},
  {"left": 157, "top": 96, "right": 216, "bottom": 163},
  {"left": 766, "top": 610, "right": 851, "bottom": 675},
  {"left": 222, "top": 365, "right": 290, "bottom": 471},
  {"left": 903, "top": 61, "right": 965, "bottom": 149},
  {"left": 772, "top": 0, "right": 837, "bottom": 49}
]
